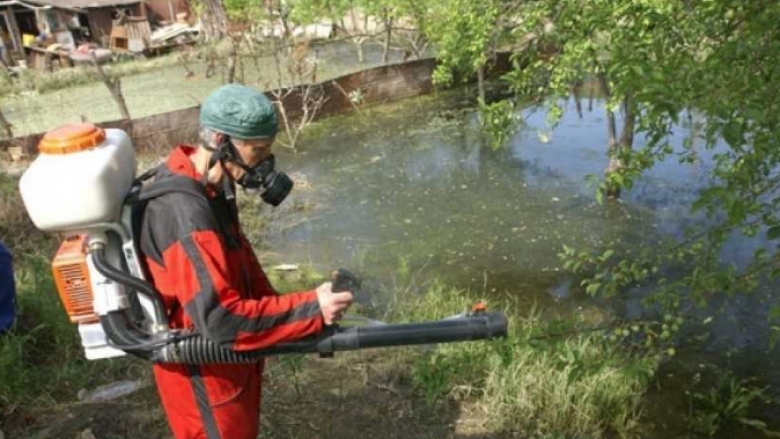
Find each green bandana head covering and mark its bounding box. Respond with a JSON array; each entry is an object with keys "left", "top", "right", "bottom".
[{"left": 200, "top": 84, "right": 278, "bottom": 139}]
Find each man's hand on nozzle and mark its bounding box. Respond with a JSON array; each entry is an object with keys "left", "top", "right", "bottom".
[{"left": 316, "top": 282, "right": 353, "bottom": 325}]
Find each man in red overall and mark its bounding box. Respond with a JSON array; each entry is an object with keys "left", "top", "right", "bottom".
[{"left": 139, "top": 84, "right": 353, "bottom": 439}]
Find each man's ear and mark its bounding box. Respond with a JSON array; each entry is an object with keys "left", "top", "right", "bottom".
[{"left": 213, "top": 132, "right": 226, "bottom": 147}]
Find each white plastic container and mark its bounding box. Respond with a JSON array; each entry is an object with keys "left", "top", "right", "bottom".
[{"left": 20, "top": 124, "right": 136, "bottom": 232}]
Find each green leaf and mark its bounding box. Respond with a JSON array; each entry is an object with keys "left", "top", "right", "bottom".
[
  {"left": 771, "top": 327, "right": 780, "bottom": 350},
  {"left": 767, "top": 227, "right": 780, "bottom": 240},
  {"left": 736, "top": 418, "right": 769, "bottom": 430},
  {"left": 722, "top": 121, "right": 743, "bottom": 147},
  {"left": 585, "top": 282, "right": 602, "bottom": 296}
]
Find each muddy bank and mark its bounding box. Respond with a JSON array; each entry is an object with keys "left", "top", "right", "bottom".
[{"left": 10, "top": 351, "right": 502, "bottom": 439}]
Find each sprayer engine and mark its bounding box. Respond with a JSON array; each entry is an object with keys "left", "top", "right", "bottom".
[{"left": 19, "top": 123, "right": 164, "bottom": 360}]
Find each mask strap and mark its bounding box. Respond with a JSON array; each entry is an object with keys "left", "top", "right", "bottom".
[
  {"left": 201, "top": 134, "right": 246, "bottom": 190},
  {"left": 217, "top": 136, "right": 246, "bottom": 201},
  {"left": 201, "top": 149, "right": 219, "bottom": 187}
]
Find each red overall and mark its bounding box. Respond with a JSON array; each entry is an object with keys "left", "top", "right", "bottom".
[{"left": 139, "top": 146, "right": 323, "bottom": 439}]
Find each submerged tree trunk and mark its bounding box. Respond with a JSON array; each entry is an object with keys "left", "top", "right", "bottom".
[
  {"left": 598, "top": 72, "right": 635, "bottom": 199},
  {"left": 588, "top": 84, "right": 594, "bottom": 112},
  {"left": 598, "top": 72, "right": 619, "bottom": 198},
  {"left": 477, "top": 63, "right": 486, "bottom": 103},
  {"left": 619, "top": 95, "right": 635, "bottom": 150},
  {"left": 573, "top": 82, "right": 583, "bottom": 119},
  {"left": 598, "top": 73, "right": 618, "bottom": 144}
]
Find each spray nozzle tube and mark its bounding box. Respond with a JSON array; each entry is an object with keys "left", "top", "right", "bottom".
[
  {"left": 89, "top": 248, "right": 508, "bottom": 364},
  {"left": 156, "top": 311, "right": 507, "bottom": 364}
]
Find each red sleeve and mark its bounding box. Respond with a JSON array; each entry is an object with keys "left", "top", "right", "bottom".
[
  {"left": 241, "top": 237, "right": 280, "bottom": 297},
  {"left": 162, "top": 229, "right": 323, "bottom": 351}
]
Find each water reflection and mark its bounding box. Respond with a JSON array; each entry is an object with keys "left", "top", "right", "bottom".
[
  {"left": 259, "top": 92, "right": 780, "bottom": 411},
  {"left": 267, "top": 94, "right": 654, "bottom": 304}
]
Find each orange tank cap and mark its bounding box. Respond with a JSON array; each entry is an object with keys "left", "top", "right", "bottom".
[{"left": 39, "top": 123, "right": 106, "bottom": 155}]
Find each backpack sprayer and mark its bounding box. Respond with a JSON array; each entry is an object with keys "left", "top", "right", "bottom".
[{"left": 18, "top": 124, "right": 508, "bottom": 364}]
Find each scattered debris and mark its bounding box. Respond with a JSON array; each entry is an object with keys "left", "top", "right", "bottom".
[
  {"left": 69, "top": 45, "right": 112, "bottom": 66},
  {"left": 149, "top": 23, "right": 200, "bottom": 48},
  {"left": 77, "top": 380, "right": 145, "bottom": 403},
  {"left": 271, "top": 264, "right": 302, "bottom": 283},
  {"left": 369, "top": 381, "right": 402, "bottom": 396},
  {"left": 7, "top": 146, "right": 27, "bottom": 163},
  {"left": 271, "top": 264, "right": 300, "bottom": 272}
]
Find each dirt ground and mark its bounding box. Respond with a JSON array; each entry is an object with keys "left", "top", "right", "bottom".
[{"left": 7, "top": 350, "right": 509, "bottom": 439}]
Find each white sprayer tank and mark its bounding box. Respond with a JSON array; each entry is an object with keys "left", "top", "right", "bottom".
[{"left": 20, "top": 123, "right": 136, "bottom": 232}]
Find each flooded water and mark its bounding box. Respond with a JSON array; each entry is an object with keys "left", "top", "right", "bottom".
[{"left": 254, "top": 91, "right": 780, "bottom": 436}]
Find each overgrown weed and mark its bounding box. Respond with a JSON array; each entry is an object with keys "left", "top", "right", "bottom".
[
  {"left": 687, "top": 373, "right": 779, "bottom": 438},
  {"left": 0, "top": 173, "right": 55, "bottom": 255},
  {"left": 395, "top": 281, "right": 659, "bottom": 439},
  {"left": 0, "top": 254, "right": 142, "bottom": 418},
  {"left": 0, "top": 174, "right": 143, "bottom": 420}
]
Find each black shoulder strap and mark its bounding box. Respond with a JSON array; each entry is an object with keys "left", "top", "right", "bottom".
[
  {"left": 126, "top": 165, "right": 213, "bottom": 272},
  {"left": 128, "top": 165, "right": 240, "bottom": 250},
  {"left": 126, "top": 165, "right": 208, "bottom": 204},
  {"left": 138, "top": 175, "right": 207, "bottom": 202}
]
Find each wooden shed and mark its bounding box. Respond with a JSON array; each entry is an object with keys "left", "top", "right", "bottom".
[
  {"left": 0, "top": 0, "right": 63, "bottom": 66},
  {"left": 24, "top": 0, "right": 146, "bottom": 48}
]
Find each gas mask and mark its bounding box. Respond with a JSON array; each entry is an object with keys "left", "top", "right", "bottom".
[
  {"left": 211, "top": 136, "right": 294, "bottom": 207},
  {"left": 235, "top": 154, "right": 294, "bottom": 207}
]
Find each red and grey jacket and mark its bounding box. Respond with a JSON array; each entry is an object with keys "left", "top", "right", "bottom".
[{"left": 138, "top": 145, "right": 323, "bottom": 351}]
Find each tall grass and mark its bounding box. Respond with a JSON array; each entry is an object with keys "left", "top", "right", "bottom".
[
  {"left": 0, "top": 175, "right": 140, "bottom": 420},
  {"left": 397, "top": 281, "right": 658, "bottom": 439},
  {"left": 0, "top": 173, "right": 52, "bottom": 256}
]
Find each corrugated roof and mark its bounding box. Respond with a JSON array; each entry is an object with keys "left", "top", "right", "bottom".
[{"left": 24, "top": 0, "right": 140, "bottom": 9}]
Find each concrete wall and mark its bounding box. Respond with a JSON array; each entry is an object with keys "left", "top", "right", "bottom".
[{"left": 1, "top": 52, "right": 513, "bottom": 157}]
